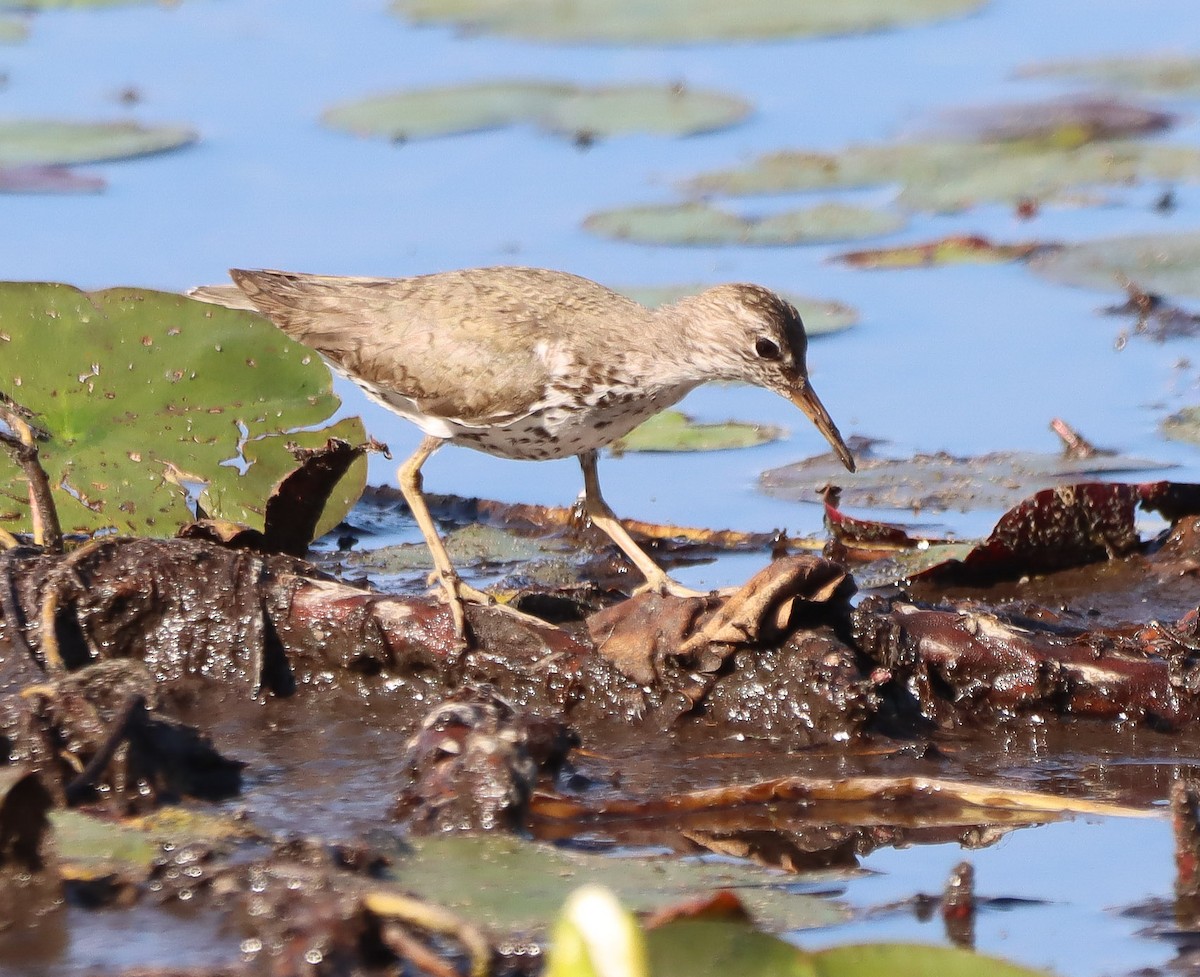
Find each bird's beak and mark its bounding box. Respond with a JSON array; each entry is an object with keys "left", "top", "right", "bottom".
[{"left": 789, "top": 380, "right": 856, "bottom": 472}]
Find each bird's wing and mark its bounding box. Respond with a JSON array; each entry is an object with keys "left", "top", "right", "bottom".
[{"left": 230, "top": 268, "right": 642, "bottom": 426}]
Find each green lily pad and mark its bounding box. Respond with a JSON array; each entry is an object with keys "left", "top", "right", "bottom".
[
  {"left": 323, "top": 81, "right": 751, "bottom": 142},
  {"left": 1162, "top": 406, "right": 1200, "bottom": 446},
  {"left": 620, "top": 285, "right": 857, "bottom": 335},
  {"left": 0, "top": 0, "right": 144, "bottom": 7},
  {"left": 0, "top": 119, "right": 196, "bottom": 167},
  {"left": 809, "top": 942, "right": 1053, "bottom": 977},
  {"left": 611, "top": 409, "right": 785, "bottom": 454},
  {"left": 0, "top": 283, "right": 366, "bottom": 537},
  {"left": 0, "top": 17, "right": 26, "bottom": 41},
  {"left": 584, "top": 201, "right": 904, "bottom": 246},
  {"left": 687, "top": 140, "right": 1200, "bottom": 213},
  {"left": 392, "top": 834, "right": 846, "bottom": 933},
  {"left": 1027, "top": 231, "right": 1200, "bottom": 298},
  {"left": 390, "top": 0, "right": 988, "bottom": 45},
  {"left": 1019, "top": 54, "right": 1200, "bottom": 97}
]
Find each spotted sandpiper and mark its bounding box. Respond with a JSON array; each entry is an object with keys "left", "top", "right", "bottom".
[{"left": 223, "top": 267, "right": 855, "bottom": 640}]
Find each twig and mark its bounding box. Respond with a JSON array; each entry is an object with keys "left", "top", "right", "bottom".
[{"left": 0, "top": 400, "right": 62, "bottom": 554}]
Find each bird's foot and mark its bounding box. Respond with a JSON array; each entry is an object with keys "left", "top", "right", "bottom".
[
  {"left": 632, "top": 571, "right": 711, "bottom": 601},
  {"left": 430, "top": 573, "right": 555, "bottom": 636}
]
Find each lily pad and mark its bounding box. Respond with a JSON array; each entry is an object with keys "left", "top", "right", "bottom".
[
  {"left": 0, "top": 17, "right": 26, "bottom": 40},
  {"left": 611, "top": 409, "right": 785, "bottom": 454},
  {"left": 323, "top": 81, "right": 751, "bottom": 142},
  {"left": 584, "top": 201, "right": 904, "bottom": 246},
  {"left": 836, "top": 234, "right": 1046, "bottom": 268},
  {"left": 0, "top": 164, "right": 105, "bottom": 193},
  {"left": 925, "top": 95, "right": 1174, "bottom": 147},
  {"left": 760, "top": 448, "right": 1171, "bottom": 512},
  {"left": 620, "top": 285, "right": 857, "bottom": 335},
  {"left": 390, "top": 0, "right": 988, "bottom": 45},
  {"left": 1162, "top": 406, "right": 1200, "bottom": 447},
  {"left": 392, "top": 834, "right": 845, "bottom": 933},
  {"left": 0, "top": 283, "right": 366, "bottom": 537},
  {"left": 646, "top": 920, "right": 1052, "bottom": 977},
  {"left": 0, "top": 119, "right": 195, "bottom": 167},
  {"left": 1028, "top": 231, "right": 1200, "bottom": 298},
  {"left": 1019, "top": 54, "right": 1200, "bottom": 97},
  {"left": 687, "top": 139, "right": 1200, "bottom": 213},
  {"left": 0, "top": 0, "right": 145, "bottom": 7}
]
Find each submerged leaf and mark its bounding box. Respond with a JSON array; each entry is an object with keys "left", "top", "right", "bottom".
[
  {"left": 0, "top": 284, "right": 365, "bottom": 537},
  {"left": 584, "top": 201, "right": 903, "bottom": 246},
  {"left": 0, "top": 119, "right": 195, "bottom": 167},
  {"left": 392, "top": 835, "right": 845, "bottom": 933},
  {"left": 390, "top": 0, "right": 988, "bottom": 44}
]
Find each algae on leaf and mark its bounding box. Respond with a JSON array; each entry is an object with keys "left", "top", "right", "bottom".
[
  {"left": 390, "top": 0, "right": 988, "bottom": 45},
  {"left": 0, "top": 284, "right": 365, "bottom": 537},
  {"left": 323, "top": 81, "right": 751, "bottom": 142}
]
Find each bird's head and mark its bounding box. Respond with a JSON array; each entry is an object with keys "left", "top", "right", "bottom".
[{"left": 676, "top": 283, "right": 856, "bottom": 472}]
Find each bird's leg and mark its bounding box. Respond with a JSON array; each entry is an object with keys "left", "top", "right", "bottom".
[
  {"left": 399, "top": 437, "right": 557, "bottom": 638},
  {"left": 398, "top": 435, "right": 472, "bottom": 640},
  {"left": 578, "top": 451, "right": 707, "bottom": 599}
]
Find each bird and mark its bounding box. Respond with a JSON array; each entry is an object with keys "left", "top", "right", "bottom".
[{"left": 215, "top": 266, "right": 855, "bottom": 641}]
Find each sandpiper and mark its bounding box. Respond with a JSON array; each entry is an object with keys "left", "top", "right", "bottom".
[{"left": 224, "top": 266, "right": 855, "bottom": 639}]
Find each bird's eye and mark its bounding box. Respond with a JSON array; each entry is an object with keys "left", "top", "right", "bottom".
[{"left": 754, "top": 337, "right": 781, "bottom": 360}]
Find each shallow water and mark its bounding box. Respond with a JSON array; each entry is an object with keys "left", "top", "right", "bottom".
[{"left": 5, "top": 0, "right": 1200, "bottom": 974}]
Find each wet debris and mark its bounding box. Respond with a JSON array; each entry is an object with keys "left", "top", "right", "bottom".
[
  {"left": 394, "top": 687, "right": 578, "bottom": 834},
  {"left": 1104, "top": 278, "right": 1200, "bottom": 345},
  {"left": 9, "top": 660, "right": 243, "bottom": 810}
]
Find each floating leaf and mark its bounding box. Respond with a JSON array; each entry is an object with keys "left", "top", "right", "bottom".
[
  {"left": 1019, "top": 54, "right": 1200, "bottom": 97},
  {"left": 391, "top": 835, "right": 845, "bottom": 933},
  {"left": 0, "top": 283, "right": 365, "bottom": 537},
  {"left": 0, "top": 17, "right": 26, "bottom": 41},
  {"left": 836, "top": 234, "right": 1046, "bottom": 268},
  {"left": 324, "top": 81, "right": 749, "bottom": 142},
  {"left": 620, "top": 285, "right": 857, "bottom": 335},
  {"left": 584, "top": 201, "right": 903, "bottom": 246},
  {"left": 0, "top": 0, "right": 147, "bottom": 7},
  {"left": 0, "top": 164, "right": 104, "bottom": 193},
  {"left": 611, "top": 410, "right": 784, "bottom": 454},
  {"left": 1028, "top": 231, "right": 1200, "bottom": 298},
  {"left": 687, "top": 140, "right": 1200, "bottom": 213},
  {"left": 647, "top": 920, "right": 1053, "bottom": 977},
  {"left": 760, "top": 448, "right": 1171, "bottom": 512},
  {"left": 1162, "top": 406, "right": 1200, "bottom": 447},
  {"left": 925, "top": 95, "right": 1174, "bottom": 147},
  {"left": 390, "top": 0, "right": 988, "bottom": 45},
  {"left": 0, "top": 119, "right": 195, "bottom": 167}
]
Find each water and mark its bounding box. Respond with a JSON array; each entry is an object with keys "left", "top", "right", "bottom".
[{"left": 5, "top": 0, "right": 1200, "bottom": 972}]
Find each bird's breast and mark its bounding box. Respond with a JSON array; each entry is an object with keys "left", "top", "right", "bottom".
[{"left": 450, "top": 381, "right": 695, "bottom": 460}]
